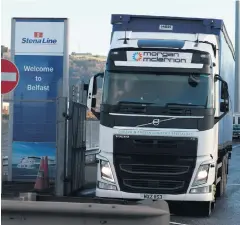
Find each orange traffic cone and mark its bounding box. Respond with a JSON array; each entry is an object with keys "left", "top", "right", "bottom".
[
  {"left": 34, "top": 157, "right": 45, "bottom": 191},
  {"left": 43, "top": 156, "right": 49, "bottom": 189}
]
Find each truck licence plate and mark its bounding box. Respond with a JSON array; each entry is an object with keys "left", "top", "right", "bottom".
[{"left": 143, "top": 194, "right": 162, "bottom": 200}]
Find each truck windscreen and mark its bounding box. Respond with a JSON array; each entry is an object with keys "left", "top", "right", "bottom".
[{"left": 102, "top": 72, "right": 213, "bottom": 108}]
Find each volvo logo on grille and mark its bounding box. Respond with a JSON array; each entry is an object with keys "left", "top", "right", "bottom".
[
  {"left": 137, "top": 117, "right": 177, "bottom": 127},
  {"left": 152, "top": 119, "right": 160, "bottom": 126}
]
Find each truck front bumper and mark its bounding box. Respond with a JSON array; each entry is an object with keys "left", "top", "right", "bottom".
[{"left": 96, "top": 186, "right": 214, "bottom": 202}]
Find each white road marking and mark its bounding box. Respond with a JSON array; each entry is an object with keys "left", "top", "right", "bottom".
[
  {"left": 170, "top": 222, "right": 190, "bottom": 225},
  {"left": 227, "top": 184, "right": 240, "bottom": 186},
  {"left": 1, "top": 72, "right": 17, "bottom": 82}
]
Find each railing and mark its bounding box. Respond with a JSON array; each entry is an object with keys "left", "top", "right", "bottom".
[{"left": 2, "top": 196, "right": 170, "bottom": 225}]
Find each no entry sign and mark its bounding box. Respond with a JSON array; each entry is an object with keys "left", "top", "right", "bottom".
[{"left": 1, "top": 59, "right": 20, "bottom": 95}]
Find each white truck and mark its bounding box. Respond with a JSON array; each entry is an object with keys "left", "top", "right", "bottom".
[{"left": 87, "top": 14, "right": 235, "bottom": 216}]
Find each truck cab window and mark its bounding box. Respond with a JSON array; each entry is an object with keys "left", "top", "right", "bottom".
[{"left": 102, "top": 72, "right": 213, "bottom": 108}]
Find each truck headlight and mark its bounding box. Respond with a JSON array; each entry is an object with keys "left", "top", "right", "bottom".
[
  {"left": 192, "top": 164, "right": 210, "bottom": 187},
  {"left": 100, "top": 160, "right": 115, "bottom": 183}
]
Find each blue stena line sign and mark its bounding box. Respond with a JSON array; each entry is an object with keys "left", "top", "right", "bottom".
[
  {"left": 12, "top": 18, "right": 67, "bottom": 143},
  {"left": 11, "top": 17, "right": 68, "bottom": 182}
]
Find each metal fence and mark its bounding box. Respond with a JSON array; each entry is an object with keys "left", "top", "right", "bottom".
[
  {"left": 2, "top": 115, "right": 100, "bottom": 156},
  {"left": 1, "top": 101, "right": 100, "bottom": 180}
]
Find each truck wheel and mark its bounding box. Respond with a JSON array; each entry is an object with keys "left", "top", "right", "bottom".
[{"left": 216, "top": 157, "right": 227, "bottom": 198}]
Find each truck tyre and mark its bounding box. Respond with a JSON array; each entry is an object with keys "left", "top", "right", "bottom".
[{"left": 216, "top": 157, "right": 227, "bottom": 198}]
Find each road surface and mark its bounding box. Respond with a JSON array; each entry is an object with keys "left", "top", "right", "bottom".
[{"left": 171, "top": 143, "right": 240, "bottom": 225}]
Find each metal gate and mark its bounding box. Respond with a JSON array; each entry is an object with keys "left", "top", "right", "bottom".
[{"left": 55, "top": 82, "right": 88, "bottom": 196}]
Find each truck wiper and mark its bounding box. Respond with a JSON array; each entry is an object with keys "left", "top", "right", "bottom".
[
  {"left": 117, "top": 101, "right": 153, "bottom": 105},
  {"left": 165, "top": 103, "right": 204, "bottom": 108},
  {"left": 204, "top": 96, "right": 208, "bottom": 108},
  {"left": 116, "top": 101, "right": 152, "bottom": 114}
]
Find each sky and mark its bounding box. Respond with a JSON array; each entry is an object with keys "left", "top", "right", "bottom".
[{"left": 1, "top": 0, "right": 237, "bottom": 55}]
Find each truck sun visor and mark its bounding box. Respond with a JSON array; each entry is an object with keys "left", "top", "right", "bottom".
[{"left": 137, "top": 39, "right": 185, "bottom": 49}]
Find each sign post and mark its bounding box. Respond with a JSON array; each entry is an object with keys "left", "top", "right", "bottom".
[
  {"left": 1, "top": 59, "right": 20, "bottom": 183},
  {"left": 9, "top": 17, "right": 69, "bottom": 182},
  {"left": 1, "top": 59, "right": 19, "bottom": 95}
]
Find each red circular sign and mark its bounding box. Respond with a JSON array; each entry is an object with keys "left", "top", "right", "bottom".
[{"left": 1, "top": 59, "right": 20, "bottom": 95}]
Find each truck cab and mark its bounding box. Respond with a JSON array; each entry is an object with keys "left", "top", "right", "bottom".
[{"left": 87, "top": 14, "right": 235, "bottom": 216}]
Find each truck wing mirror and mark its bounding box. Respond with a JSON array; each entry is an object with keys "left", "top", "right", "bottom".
[
  {"left": 92, "top": 98, "right": 96, "bottom": 108},
  {"left": 214, "top": 74, "right": 229, "bottom": 101},
  {"left": 93, "top": 73, "right": 104, "bottom": 95},
  {"left": 87, "top": 72, "right": 104, "bottom": 119},
  {"left": 221, "top": 82, "right": 228, "bottom": 100},
  {"left": 214, "top": 74, "right": 230, "bottom": 124},
  {"left": 220, "top": 101, "right": 229, "bottom": 113}
]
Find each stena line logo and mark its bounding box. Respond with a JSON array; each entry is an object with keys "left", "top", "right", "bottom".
[{"left": 21, "top": 32, "right": 57, "bottom": 45}]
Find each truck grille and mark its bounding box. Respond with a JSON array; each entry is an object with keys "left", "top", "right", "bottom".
[
  {"left": 120, "top": 164, "right": 190, "bottom": 175},
  {"left": 113, "top": 135, "right": 197, "bottom": 194},
  {"left": 123, "top": 179, "right": 184, "bottom": 191}
]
